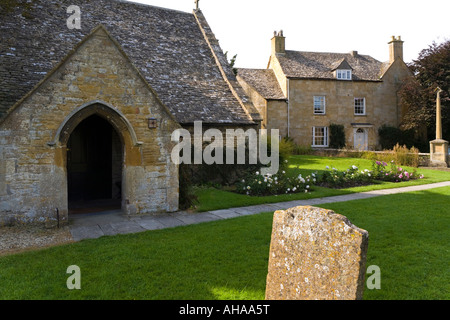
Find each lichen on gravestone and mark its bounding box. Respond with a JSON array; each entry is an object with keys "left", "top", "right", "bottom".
[{"left": 265, "top": 206, "right": 369, "bottom": 300}]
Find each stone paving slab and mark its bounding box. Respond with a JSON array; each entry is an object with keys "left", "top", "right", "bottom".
[
  {"left": 135, "top": 218, "right": 167, "bottom": 231},
  {"left": 70, "top": 225, "right": 105, "bottom": 241},
  {"left": 154, "top": 215, "right": 185, "bottom": 228},
  {"left": 232, "top": 204, "right": 279, "bottom": 215},
  {"left": 208, "top": 209, "right": 241, "bottom": 219},
  {"left": 175, "top": 212, "right": 221, "bottom": 225},
  {"left": 69, "top": 210, "right": 124, "bottom": 226},
  {"left": 232, "top": 207, "right": 260, "bottom": 215},
  {"left": 270, "top": 200, "right": 310, "bottom": 210},
  {"left": 109, "top": 221, "right": 146, "bottom": 235},
  {"left": 98, "top": 223, "right": 116, "bottom": 236}
]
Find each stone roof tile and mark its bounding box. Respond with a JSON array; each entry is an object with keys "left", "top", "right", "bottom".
[
  {"left": 236, "top": 69, "right": 286, "bottom": 100},
  {"left": 277, "top": 50, "right": 384, "bottom": 81}
]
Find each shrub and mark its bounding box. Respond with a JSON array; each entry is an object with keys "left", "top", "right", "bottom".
[
  {"left": 319, "top": 160, "right": 423, "bottom": 188},
  {"left": 378, "top": 125, "right": 404, "bottom": 150},
  {"left": 319, "top": 165, "right": 373, "bottom": 188},
  {"left": 372, "top": 160, "right": 421, "bottom": 182},
  {"left": 329, "top": 124, "right": 346, "bottom": 149},
  {"left": 376, "top": 144, "right": 420, "bottom": 167},
  {"left": 182, "top": 143, "right": 261, "bottom": 186},
  {"left": 236, "top": 160, "right": 316, "bottom": 196},
  {"left": 361, "top": 151, "right": 378, "bottom": 161},
  {"left": 378, "top": 125, "right": 419, "bottom": 151},
  {"left": 295, "top": 144, "right": 314, "bottom": 155},
  {"left": 279, "top": 137, "right": 296, "bottom": 159},
  {"left": 179, "top": 164, "right": 199, "bottom": 210},
  {"left": 393, "top": 144, "right": 419, "bottom": 167}
]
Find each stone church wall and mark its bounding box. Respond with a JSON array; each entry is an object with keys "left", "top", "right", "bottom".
[{"left": 0, "top": 27, "right": 180, "bottom": 226}]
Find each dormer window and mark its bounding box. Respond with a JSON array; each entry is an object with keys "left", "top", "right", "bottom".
[
  {"left": 332, "top": 58, "right": 353, "bottom": 80},
  {"left": 336, "top": 69, "right": 352, "bottom": 80}
]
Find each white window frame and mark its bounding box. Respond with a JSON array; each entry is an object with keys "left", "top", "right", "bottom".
[
  {"left": 336, "top": 69, "right": 352, "bottom": 80},
  {"left": 354, "top": 97, "right": 366, "bottom": 115},
  {"left": 312, "top": 126, "right": 329, "bottom": 147},
  {"left": 313, "top": 96, "right": 326, "bottom": 114}
]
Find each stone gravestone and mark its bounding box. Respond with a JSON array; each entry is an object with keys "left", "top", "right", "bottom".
[{"left": 265, "top": 206, "right": 369, "bottom": 300}]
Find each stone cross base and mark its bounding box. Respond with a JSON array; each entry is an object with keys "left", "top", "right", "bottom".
[{"left": 430, "top": 139, "right": 449, "bottom": 167}]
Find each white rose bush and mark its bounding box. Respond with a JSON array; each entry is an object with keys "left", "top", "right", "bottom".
[
  {"left": 237, "top": 161, "right": 315, "bottom": 196},
  {"left": 236, "top": 159, "right": 424, "bottom": 196}
]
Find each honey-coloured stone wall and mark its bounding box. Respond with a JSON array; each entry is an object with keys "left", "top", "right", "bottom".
[{"left": 0, "top": 26, "right": 180, "bottom": 226}]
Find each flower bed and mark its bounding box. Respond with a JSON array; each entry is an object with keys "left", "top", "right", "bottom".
[
  {"left": 371, "top": 160, "right": 422, "bottom": 182},
  {"left": 235, "top": 160, "right": 424, "bottom": 196},
  {"left": 236, "top": 160, "right": 315, "bottom": 196},
  {"left": 318, "top": 161, "right": 422, "bottom": 189},
  {"left": 317, "top": 165, "right": 374, "bottom": 189}
]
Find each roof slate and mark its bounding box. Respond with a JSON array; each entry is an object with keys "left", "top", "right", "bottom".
[
  {"left": 0, "top": 0, "right": 254, "bottom": 125},
  {"left": 236, "top": 69, "right": 286, "bottom": 100},
  {"left": 276, "top": 50, "right": 384, "bottom": 81}
]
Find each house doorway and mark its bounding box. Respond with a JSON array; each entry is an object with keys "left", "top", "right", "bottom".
[
  {"left": 354, "top": 128, "right": 368, "bottom": 151},
  {"left": 67, "top": 114, "right": 123, "bottom": 214}
]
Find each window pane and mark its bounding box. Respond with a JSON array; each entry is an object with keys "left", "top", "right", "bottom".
[
  {"left": 313, "top": 127, "right": 328, "bottom": 146},
  {"left": 314, "top": 96, "right": 325, "bottom": 114},
  {"left": 354, "top": 98, "right": 365, "bottom": 114},
  {"left": 337, "top": 69, "right": 351, "bottom": 80}
]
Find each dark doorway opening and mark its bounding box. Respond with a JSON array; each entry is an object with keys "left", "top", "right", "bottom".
[{"left": 67, "top": 115, "right": 122, "bottom": 214}]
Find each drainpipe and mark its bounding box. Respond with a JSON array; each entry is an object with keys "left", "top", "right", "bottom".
[{"left": 287, "top": 78, "right": 290, "bottom": 138}]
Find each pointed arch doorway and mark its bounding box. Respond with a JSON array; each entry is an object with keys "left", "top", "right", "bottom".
[
  {"left": 49, "top": 100, "right": 148, "bottom": 221},
  {"left": 67, "top": 114, "right": 123, "bottom": 214}
]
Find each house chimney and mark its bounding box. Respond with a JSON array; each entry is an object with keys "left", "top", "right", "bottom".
[
  {"left": 271, "top": 30, "right": 285, "bottom": 55},
  {"left": 388, "top": 36, "right": 404, "bottom": 63}
]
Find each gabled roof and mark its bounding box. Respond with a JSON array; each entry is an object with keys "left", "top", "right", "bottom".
[
  {"left": 0, "top": 0, "right": 255, "bottom": 125},
  {"left": 236, "top": 69, "right": 286, "bottom": 100},
  {"left": 276, "top": 51, "right": 384, "bottom": 81},
  {"left": 330, "top": 58, "right": 353, "bottom": 71}
]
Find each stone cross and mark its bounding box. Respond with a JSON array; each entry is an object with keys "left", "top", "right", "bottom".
[
  {"left": 265, "top": 206, "right": 369, "bottom": 300},
  {"left": 429, "top": 87, "right": 448, "bottom": 167},
  {"left": 436, "top": 87, "right": 443, "bottom": 140}
]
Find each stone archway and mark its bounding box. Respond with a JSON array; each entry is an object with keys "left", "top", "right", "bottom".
[
  {"left": 51, "top": 101, "right": 142, "bottom": 217},
  {"left": 55, "top": 101, "right": 142, "bottom": 148},
  {"left": 66, "top": 114, "right": 122, "bottom": 213}
]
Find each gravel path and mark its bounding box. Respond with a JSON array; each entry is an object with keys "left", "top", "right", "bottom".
[{"left": 0, "top": 225, "right": 74, "bottom": 256}]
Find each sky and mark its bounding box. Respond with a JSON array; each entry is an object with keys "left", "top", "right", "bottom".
[{"left": 131, "top": 0, "right": 449, "bottom": 68}]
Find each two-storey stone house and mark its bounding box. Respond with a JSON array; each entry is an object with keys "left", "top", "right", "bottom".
[{"left": 237, "top": 31, "right": 413, "bottom": 150}]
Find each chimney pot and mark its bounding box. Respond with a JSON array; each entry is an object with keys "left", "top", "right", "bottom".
[
  {"left": 271, "top": 30, "right": 285, "bottom": 55},
  {"left": 389, "top": 35, "right": 404, "bottom": 63}
]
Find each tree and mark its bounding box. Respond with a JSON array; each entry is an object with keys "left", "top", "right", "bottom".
[
  {"left": 224, "top": 51, "right": 238, "bottom": 76},
  {"left": 399, "top": 40, "right": 450, "bottom": 146}
]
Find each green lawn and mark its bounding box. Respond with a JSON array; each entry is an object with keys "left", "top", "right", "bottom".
[
  {"left": 195, "top": 155, "right": 450, "bottom": 212},
  {"left": 321, "top": 187, "right": 450, "bottom": 300},
  {"left": 0, "top": 186, "right": 449, "bottom": 300}
]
